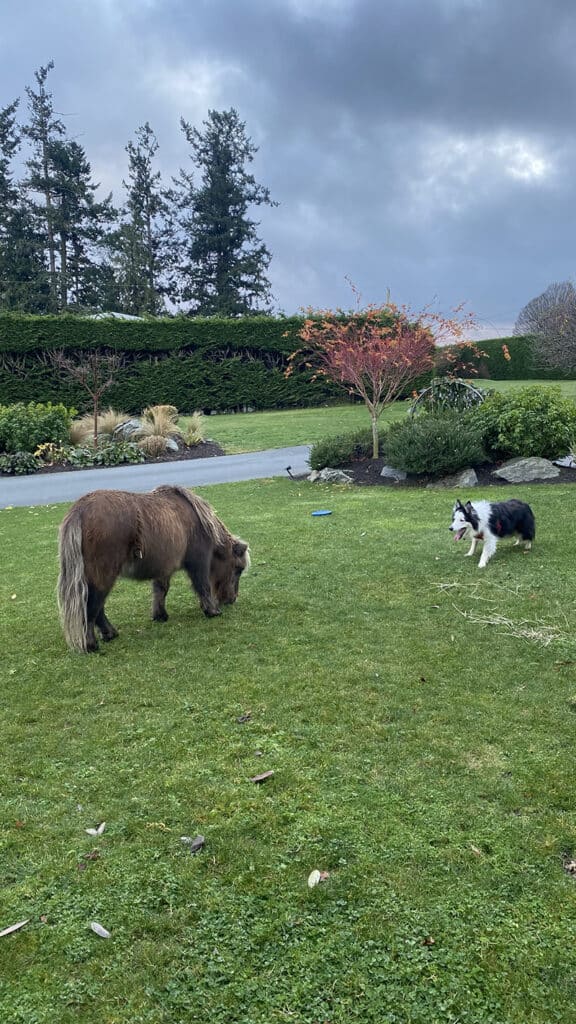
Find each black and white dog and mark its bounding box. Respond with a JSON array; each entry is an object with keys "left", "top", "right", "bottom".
[{"left": 449, "top": 499, "right": 536, "bottom": 568}]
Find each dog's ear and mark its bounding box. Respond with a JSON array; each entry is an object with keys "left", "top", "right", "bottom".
[
  {"left": 465, "top": 500, "right": 473, "bottom": 511},
  {"left": 455, "top": 499, "right": 464, "bottom": 510}
]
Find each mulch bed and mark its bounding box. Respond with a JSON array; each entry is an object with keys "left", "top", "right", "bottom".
[
  {"left": 22, "top": 440, "right": 226, "bottom": 476},
  {"left": 338, "top": 458, "right": 576, "bottom": 488}
]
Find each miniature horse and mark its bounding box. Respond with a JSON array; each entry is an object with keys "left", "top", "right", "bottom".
[{"left": 58, "top": 485, "right": 250, "bottom": 652}]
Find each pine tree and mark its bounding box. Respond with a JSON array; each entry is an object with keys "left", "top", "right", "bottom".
[
  {"left": 172, "top": 108, "right": 276, "bottom": 316},
  {"left": 48, "top": 138, "right": 116, "bottom": 310},
  {"left": 0, "top": 98, "right": 49, "bottom": 311},
  {"left": 107, "top": 122, "right": 168, "bottom": 314},
  {"left": 23, "top": 62, "right": 65, "bottom": 311}
]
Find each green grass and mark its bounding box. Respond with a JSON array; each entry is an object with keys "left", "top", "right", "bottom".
[
  {"left": 475, "top": 379, "right": 576, "bottom": 399},
  {"left": 184, "top": 382, "right": 576, "bottom": 454},
  {"left": 2, "top": 480, "right": 576, "bottom": 1022},
  {"left": 184, "top": 402, "right": 408, "bottom": 453}
]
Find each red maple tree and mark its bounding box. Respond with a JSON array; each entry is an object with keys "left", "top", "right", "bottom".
[{"left": 288, "top": 289, "right": 475, "bottom": 458}]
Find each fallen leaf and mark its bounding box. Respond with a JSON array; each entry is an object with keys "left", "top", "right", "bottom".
[
  {"left": 90, "top": 921, "right": 111, "bottom": 939},
  {"left": 236, "top": 711, "right": 252, "bottom": 723},
  {"left": 81, "top": 849, "right": 101, "bottom": 862},
  {"left": 470, "top": 845, "right": 483, "bottom": 856},
  {"left": 563, "top": 858, "right": 576, "bottom": 875},
  {"left": 85, "top": 821, "right": 106, "bottom": 836},
  {"left": 422, "top": 935, "right": 435, "bottom": 946},
  {"left": 307, "top": 868, "right": 329, "bottom": 888},
  {"left": 0, "top": 919, "right": 29, "bottom": 937},
  {"left": 250, "top": 770, "right": 274, "bottom": 784}
]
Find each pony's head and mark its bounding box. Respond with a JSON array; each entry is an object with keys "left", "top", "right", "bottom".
[{"left": 211, "top": 537, "right": 250, "bottom": 604}]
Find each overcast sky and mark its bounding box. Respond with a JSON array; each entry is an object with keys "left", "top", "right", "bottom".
[{"left": 2, "top": 0, "right": 575, "bottom": 337}]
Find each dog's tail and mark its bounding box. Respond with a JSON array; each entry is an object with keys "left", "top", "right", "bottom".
[{"left": 524, "top": 505, "right": 536, "bottom": 542}]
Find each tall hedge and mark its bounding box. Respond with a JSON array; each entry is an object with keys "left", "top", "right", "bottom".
[
  {"left": 440, "top": 335, "right": 576, "bottom": 380},
  {"left": 0, "top": 313, "right": 342, "bottom": 412}
]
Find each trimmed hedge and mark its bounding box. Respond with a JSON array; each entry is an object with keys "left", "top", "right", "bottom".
[
  {"left": 0, "top": 313, "right": 432, "bottom": 413},
  {"left": 440, "top": 335, "right": 576, "bottom": 380},
  {"left": 0, "top": 313, "right": 344, "bottom": 412}
]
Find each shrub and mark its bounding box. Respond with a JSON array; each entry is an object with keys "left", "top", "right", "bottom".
[
  {"left": 0, "top": 450, "right": 41, "bottom": 474},
  {"left": 309, "top": 427, "right": 388, "bottom": 471},
  {"left": 476, "top": 385, "right": 576, "bottom": 460},
  {"left": 383, "top": 412, "right": 486, "bottom": 476},
  {"left": 411, "top": 377, "right": 489, "bottom": 414},
  {"left": 183, "top": 412, "right": 205, "bottom": 446},
  {"left": 65, "top": 442, "right": 146, "bottom": 468},
  {"left": 69, "top": 408, "right": 129, "bottom": 446},
  {"left": 137, "top": 435, "right": 169, "bottom": 457},
  {"left": 136, "top": 404, "right": 183, "bottom": 442},
  {"left": 0, "top": 402, "right": 76, "bottom": 453}
]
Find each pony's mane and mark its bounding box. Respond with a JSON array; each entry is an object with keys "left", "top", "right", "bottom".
[{"left": 153, "top": 485, "right": 229, "bottom": 546}]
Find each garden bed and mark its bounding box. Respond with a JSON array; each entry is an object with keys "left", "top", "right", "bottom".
[
  {"left": 338, "top": 457, "right": 576, "bottom": 488},
  {"left": 1, "top": 440, "right": 226, "bottom": 476}
]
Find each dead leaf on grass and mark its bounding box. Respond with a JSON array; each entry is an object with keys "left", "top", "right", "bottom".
[
  {"left": 250, "top": 770, "right": 274, "bottom": 784},
  {"left": 0, "top": 920, "right": 30, "bottom": 937},
  {"left": 85, "top": 821, "right": 106, "bottom": 837},
  {"left": 90, "top": 921, "right": 111, "bottom": 939},
  {"left": 307, "top": 869, "right": 330, "bottom": 888},
  {"left": 236, "top": 711, "right": 252, "bottom": 723}
]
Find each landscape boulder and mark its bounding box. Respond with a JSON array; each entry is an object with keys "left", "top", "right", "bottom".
[
  {"left": 492, "top": 457, "right": 560, "bottom": 483},
  {"left": 426, "top": 467, "right": 478, "bottom": 489}
]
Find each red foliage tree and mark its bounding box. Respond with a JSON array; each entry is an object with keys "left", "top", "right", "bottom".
[{"left": 289, "top": 289, "right": 475, "bottom": 458}]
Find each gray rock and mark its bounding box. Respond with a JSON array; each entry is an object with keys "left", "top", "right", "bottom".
[
  {"left": 554, "top": 454, "right": 576, "bottom": 469},
  {"left": 492, "top": 457, "right": 560, "bottom": 482},
  {"left": 426, "top": 467, "right": 478, "bottom": 489},
  {"left": 165, "top": 437, "right": 179, "bottom": 452},
  {"left": 310, "top": 467, "right": 353, "bottom": 484},
  {"left": 112, "top": 418, "right": 142, "bottom": 440},
  {"left": 307, "top": 470, "right": 320, "bottom": 482},
  {"left": 380, "top": 465, "right": 407, "bottom": 482}
]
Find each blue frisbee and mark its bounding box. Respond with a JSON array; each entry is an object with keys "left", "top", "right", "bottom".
[{"left": 311, "top": 509, "right": 332, "bottom": 516}]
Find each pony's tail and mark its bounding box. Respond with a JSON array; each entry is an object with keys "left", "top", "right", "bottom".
[{"left": 57, "top": 509, "right": 89, "bottom": 653}]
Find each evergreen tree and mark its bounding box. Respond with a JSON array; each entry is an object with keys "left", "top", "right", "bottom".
[
  {"left": 172, "top": 108, "right": 276, "bottom": 316},
  {"left": 23, "top": 62, "right": 65, "bottom": 311},
  {"left": 107, "top": 122, "right": 168, "bottom": 314},
  {"left": 0, "top": 98, "right": 49, "bottom": 311},
  {"left": 48, "top": 138, "right": 116, "bottom": 310}
]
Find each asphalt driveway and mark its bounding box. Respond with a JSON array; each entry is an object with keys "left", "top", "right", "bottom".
[{"left": 0, "top": 445, "right": 311, "bottom": 509}]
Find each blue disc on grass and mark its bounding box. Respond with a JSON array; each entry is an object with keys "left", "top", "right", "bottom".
[{"left": 311, "top": 510, "right": 332, "bottom": 516}]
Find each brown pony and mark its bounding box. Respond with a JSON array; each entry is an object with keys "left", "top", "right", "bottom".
[{"left": 57, "top": 485, "right": 250, "bottom": 653}]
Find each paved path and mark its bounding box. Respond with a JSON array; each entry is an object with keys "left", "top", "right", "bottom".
[{"left": 0, "top": 445, "right": 311, "bottom": 509}]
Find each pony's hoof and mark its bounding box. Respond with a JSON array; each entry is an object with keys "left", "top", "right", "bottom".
[
  {"left": 101, "top": 631, "right": 119, "bottom": 642},
  {"left": 152, "top": 611, "right": 169, "bottom": 622},
  {"left": 204, "top": 607, "right": 222, "bottom": 618}
]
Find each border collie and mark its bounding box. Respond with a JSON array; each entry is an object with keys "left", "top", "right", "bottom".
[{"left": 449, "top": 499, "right": 535, "bottom": 568}]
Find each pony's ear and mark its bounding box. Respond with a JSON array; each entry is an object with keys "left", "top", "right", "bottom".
[{"left": 233, "top": 539, "right": 248, "bottom": 558}]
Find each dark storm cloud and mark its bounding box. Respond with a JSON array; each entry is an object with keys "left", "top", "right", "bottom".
[{"left": 1, "top": 0, "right": 576, "bottom": 330}]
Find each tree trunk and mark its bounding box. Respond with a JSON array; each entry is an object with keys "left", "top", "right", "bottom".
[{"left": 371, "top": 411, "right": 379, "bottom": 459}]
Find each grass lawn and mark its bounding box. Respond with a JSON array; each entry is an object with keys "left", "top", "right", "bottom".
[
  {"left": 1, "top": 479, "right": 576, "bottom": 1023},
  {"left": 182, "top": 402, "right": 408, "bottom": 453},
  {"left": 182, "top": 381, "right": 576, "bottom": 454}
]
